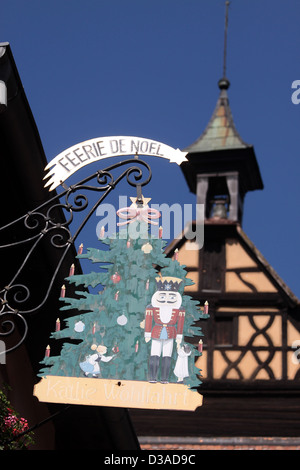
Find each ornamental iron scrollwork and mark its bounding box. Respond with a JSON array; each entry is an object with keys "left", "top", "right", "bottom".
[{"left": 0, "top": 158, "right": 151, "bottom": 356}]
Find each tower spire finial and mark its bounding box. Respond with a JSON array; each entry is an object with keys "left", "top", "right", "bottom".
[{"left": 219, "top": 1, "right": 230, "bottom": 90}]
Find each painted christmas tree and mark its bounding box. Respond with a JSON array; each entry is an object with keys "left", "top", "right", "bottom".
[{"left": 39, "top": 197, "right": 208, "bottom": 390}]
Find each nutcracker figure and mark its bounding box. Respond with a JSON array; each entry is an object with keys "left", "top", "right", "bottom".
[{"left": 144, "top": 276, "right": 185, "bottom": 384}]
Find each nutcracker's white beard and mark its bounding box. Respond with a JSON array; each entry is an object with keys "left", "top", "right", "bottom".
[{"left": 156, "top": 304, "right": 173, "bottom": 323}]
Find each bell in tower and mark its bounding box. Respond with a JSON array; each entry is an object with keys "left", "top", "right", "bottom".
[{"left": 210, "top": 196, "right": 229, "bottom": 220}]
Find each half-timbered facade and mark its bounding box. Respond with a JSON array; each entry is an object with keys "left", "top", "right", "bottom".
[
  {"left": 178, "top": 77, "right": 300, "bottom": 391},
  {"left": 131, "top": 78, "right": 300, "bottom": 446},
  {"left": 171, "top": 221, "right": 300, "bottom": 388}
]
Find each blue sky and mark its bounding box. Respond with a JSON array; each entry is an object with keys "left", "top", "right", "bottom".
[{"left": 1, "top": 0, "right": 299, "bottom": 298}]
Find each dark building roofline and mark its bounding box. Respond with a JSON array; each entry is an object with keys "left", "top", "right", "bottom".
[{"left": 0, "top": 42, "right": 140, "bottom": 450}]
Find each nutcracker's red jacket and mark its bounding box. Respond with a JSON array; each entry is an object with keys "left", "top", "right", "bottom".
[{"left": 144, "top": 305, "right": 185, "bottom": 340}]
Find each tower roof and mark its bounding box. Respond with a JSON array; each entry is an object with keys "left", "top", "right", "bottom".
[
  {"left": 180, "top": 78, "right": 264, "bottom": 196},
  {"left": 184, "top": 79, "right": 250, "bottom": 154}
]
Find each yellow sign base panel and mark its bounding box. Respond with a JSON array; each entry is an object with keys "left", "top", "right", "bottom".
[{"left": 34, "top": 376, "right": 203, "bottom": 411}]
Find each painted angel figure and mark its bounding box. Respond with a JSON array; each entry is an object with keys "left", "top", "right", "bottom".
[{"left": 174, "top": 344, "right": 191, "bottom": 383}]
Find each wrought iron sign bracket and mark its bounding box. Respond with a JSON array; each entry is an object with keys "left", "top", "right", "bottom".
[{"left": 0, "top": 157, "right": 152, "bottom": 356}]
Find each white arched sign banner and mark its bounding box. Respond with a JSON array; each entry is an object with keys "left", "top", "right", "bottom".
[{"left": 44, "top": 136, "right": 188, "bottom": 191}]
